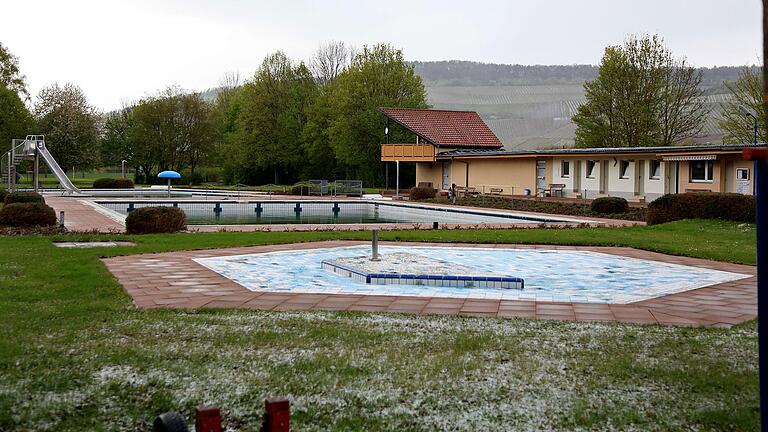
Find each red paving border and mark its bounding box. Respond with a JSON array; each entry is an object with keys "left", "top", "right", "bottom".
[{"left": 102, "top": 241, "right": 757, "bottom": 328}]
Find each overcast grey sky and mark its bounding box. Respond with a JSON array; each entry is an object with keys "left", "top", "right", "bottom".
[{"left": 2, "top": 0, "right": 762, "bottom": 110}]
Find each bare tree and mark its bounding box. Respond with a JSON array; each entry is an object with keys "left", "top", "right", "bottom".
[
  {"left": 218, "top": 71, "right": 241, "bottom": 89},
  {"left": 658, "top": 58, "right": 709, "bottom": 145},
  {"left": 310, "top": 41, "right": 351, "bottom": 85}
]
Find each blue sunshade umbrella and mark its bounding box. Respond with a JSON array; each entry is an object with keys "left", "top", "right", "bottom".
[{"left": 157, "top": 170, "right": 181, "bottom": 197}]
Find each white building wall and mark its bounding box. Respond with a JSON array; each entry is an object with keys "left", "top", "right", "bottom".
[
  {"left": 581, "top": 160, "right": 602, "bottom": 198},
  {"left": 643, "top": 159, "right": 665, "bottom": 200},
  {"left": 606, "top": 159, "right": 636, "bottom": 199},
  {"left": 552, "top": 158, "right": 574, "bottom": 193}
]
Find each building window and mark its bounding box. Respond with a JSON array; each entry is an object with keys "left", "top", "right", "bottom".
[
  {"left": 561, "top": 160, "right": 570, "bottom": 178},
  {"left": 650, "top": 160, "right": 661, "bottom": 179},
  {"left": 619, "top": 160, "right": 630, "bottom": 179},
  {"left": 736, "top": 168, "right": 750, "bottom": 181},
  {"left": 586, "top": 160, "right": 597, "bottom": 178},
  {"left": 690, "top": 160, "right": 714, "bottom": 182}
]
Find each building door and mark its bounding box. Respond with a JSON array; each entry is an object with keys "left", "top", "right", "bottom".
[
  {"left": 442, "top": 161, "right": 450, "bottom": 190},
  {"left": 573, "top": 160, "right": 581, "bottom": 193},
  {"left": 635, "top": 160, "right": 645, "bottom": 196},
  {"left": 536, "top": 161, "right": 546, "bottom": 195}
]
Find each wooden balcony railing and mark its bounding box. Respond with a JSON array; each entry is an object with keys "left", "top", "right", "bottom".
[{"left": 381, "top": 144, "right": 435, "bottom": 162}]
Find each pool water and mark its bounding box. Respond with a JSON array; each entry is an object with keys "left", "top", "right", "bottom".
[
  {"left": 97, "top": 201, "right": 569, "bottom": 225},
  {"left": 194, "top": 246, "right": 750, "bottom": 304}
]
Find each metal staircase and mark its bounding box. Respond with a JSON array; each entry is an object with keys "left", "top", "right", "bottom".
[{"left": 1, "top": 139, "right": 33, "bottom": 191}]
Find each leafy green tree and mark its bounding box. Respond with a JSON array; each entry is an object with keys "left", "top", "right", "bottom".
[
  {"left": 210, "top": 82, "right": 245, "bottom": 184},
  {"left": 34, "top": 83, "right": 100, "bottom": 171},
  {"left": 128, "top": 88, "right": 213, "bottom": 183},
  {"left": 0, "top": 84, "right": 35, "bottom": 153},
  {"left": 719, "top": 67, "right": 767, "bottom": 144},
  {"left": 234, "top": 52, "right": 318, "bottom": 184},
  {"left": 326, "top": 44, "right": 428, "bottom": 185},
  {"left": 0, "top": 42, "right": 28, "bottom": 99},
  {"left": 574, "top": 35, "right": 707, "bottom": 148},
  {"left": 100, "top": 106, "right": 133, "bottom": 167}
]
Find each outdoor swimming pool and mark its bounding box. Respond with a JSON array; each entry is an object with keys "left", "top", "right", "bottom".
[
  {"left": 194, "top": 245, "right": 750, "bottom": 304},
  {"left": 96, "top": 200, "right": 573, "bottom": 225}
]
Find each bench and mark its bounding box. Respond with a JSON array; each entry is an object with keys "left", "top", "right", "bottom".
[
  {"left": 455, "top": 186, "right": 480, "bottom": 198},
  {"left": 488, "top": 187, "right": 504, "bottom": 195},
  {"left": 547, "top": 183, "right": 565, "bottom": 197}
]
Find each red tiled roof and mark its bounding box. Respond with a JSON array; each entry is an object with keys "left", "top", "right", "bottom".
[{"left": 380, "top": 108, "right": 503, "bottom": 148}]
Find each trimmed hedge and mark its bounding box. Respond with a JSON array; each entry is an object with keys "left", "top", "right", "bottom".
[
  {"left": 647, "top": 192, "right": 755, "bottom": 225},
  {"left": 4, "top": 191, "right": 45, "bottom": 205},
  {"left": 409, "top": 186, "right": 437, "bottom": 200},
  {"left": 92, "top": 178, "right": 134, "bottom": 189},
  {"left": 125, "top": 206, "right": 187, "bottom": 234},
  {"left": 590, "top": 197, "right": 629, "bottom": 214},
  {"left": 0, "top": 203, "right": 57, "bottom": 227}
]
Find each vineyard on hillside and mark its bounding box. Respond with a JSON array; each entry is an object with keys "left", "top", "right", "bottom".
[{"left": 417, "top": 62, "right": 748, "bottom": 150}]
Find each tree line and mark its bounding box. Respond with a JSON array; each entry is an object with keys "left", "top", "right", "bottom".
[
  {"left": 0, "top": 37, "right": 764, "bottom": 187},
  {"left": 413, "top": 59, "right": 755, "bottom": 88},
  {"left": 0, "top": 41, "right": 427, "bottom": 186}
]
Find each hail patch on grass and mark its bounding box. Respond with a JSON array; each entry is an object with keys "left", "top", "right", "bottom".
[{"left": 3, "top": 310, "right": 758, "bottom": 431}]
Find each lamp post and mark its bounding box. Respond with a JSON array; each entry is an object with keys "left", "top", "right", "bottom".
[
  {"left": 739, "top": 105, "right": 758, "bottom": 145},
  {"left": 744, "top": 147, "right": 768, "bottom": 432},
  {"left": 384, "top": 125, "right": 389, "bottom": 191}
]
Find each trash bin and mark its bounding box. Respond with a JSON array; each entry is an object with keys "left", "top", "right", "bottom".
[{"left": 523, "top": 188, "right": 531, "bottom": 196}]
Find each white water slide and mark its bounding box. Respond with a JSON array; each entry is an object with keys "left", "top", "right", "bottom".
[{"left": 37, "top": 145, "right": 82, "bottom": 195}]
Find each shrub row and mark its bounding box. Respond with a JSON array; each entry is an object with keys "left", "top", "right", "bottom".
[
  {"left": 647, "top": 193, "right": 755, "bottom": 225},
  {"left": 92, "top": 178, "right": 135, "bottom": 189},
  {"left": 0, "top": 203, "right": 57, "bottom": 227},
  {"left": 4, "top": 191, "right": 45, "bottom": 205},
  {"left": 423, "top": 196, "right": 646, "bottom": 221},
  {"left": 590, "top": 197, "right": 629, "bottom": 215},
  {"left": 408, "top": 186, "right": 437, "bottom": 200},
  {"left": 125, "top": 206, "right": 187, "bottom": 234}
]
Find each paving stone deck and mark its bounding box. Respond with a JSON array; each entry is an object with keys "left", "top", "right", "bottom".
[{"left": 102, "top": 241, "right": 757, "bottom": 328}]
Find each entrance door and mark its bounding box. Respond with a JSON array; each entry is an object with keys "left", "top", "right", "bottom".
[
  {"left": 635, "top": 160, "right": 645, "bottom": 196},
  {"left": 442, "top": 162, "right": 450, "bottom": 190},
  {"left": 536, "top": 161, "right": 546, "bottom": 195}
]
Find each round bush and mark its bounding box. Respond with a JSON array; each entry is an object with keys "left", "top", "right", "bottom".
[
  {"left": 92, "top": 178, "right": 134, "bottom": 189},
  {"left": 125, "top": 206, "right": 187, "bottom": 234},
  {"left": 409, "top": 186, "right": 437, "bottom": 200},
  {"left": 647, "top": 192, "right": 755, "bottom": 225},
  {"left": 590, "top": 196, "right": 629, "bottom": 214},
  {"left": 0, "top": 203, "right": 57, "bottom": 227},
  {"left": 4, "top": 191, "right": 45, "bottom": 205},
  {"left": 113, "top": 178, "right": 134, "bottom": 188}
]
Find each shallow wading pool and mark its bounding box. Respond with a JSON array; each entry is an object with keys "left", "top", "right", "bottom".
[
  {"left": 95, "top": 200, "right": 575, "bottom": 225},
  {"left": 193, "top": 246, "right": 750, "bottom": 304}
]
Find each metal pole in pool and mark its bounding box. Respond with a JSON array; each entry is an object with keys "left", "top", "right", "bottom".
[
  {"left": 371, "top": 229, "right": 380, "bottom": 261},
  {"left": 744, "top": 147, "right": 768, "bottom": 432}
]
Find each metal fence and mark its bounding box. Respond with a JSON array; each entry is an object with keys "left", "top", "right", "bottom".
[{"left": 333, "top": 180, "right": 363, "bottom": 197}]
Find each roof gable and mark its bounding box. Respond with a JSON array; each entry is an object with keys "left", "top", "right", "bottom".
[{"left": 380, "top": 108, "right": 502, "bottom": 148}]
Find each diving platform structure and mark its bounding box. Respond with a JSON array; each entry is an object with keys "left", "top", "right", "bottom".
[{"left": 1, "top": 135, "right": 81, "bottom": 195}]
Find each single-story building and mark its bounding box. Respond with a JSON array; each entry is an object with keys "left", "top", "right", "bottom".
[{"left": 380, "top": 107, "right": 764, "bottom": 201}]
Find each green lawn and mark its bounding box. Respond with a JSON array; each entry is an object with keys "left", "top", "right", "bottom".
[{"left": 0, "top": 220, "right": 758, "bottom": 431}]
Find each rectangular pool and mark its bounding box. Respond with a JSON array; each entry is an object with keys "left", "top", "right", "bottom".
[{"left": 95, "top": 200, "right": 573, "bottom": 225}]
